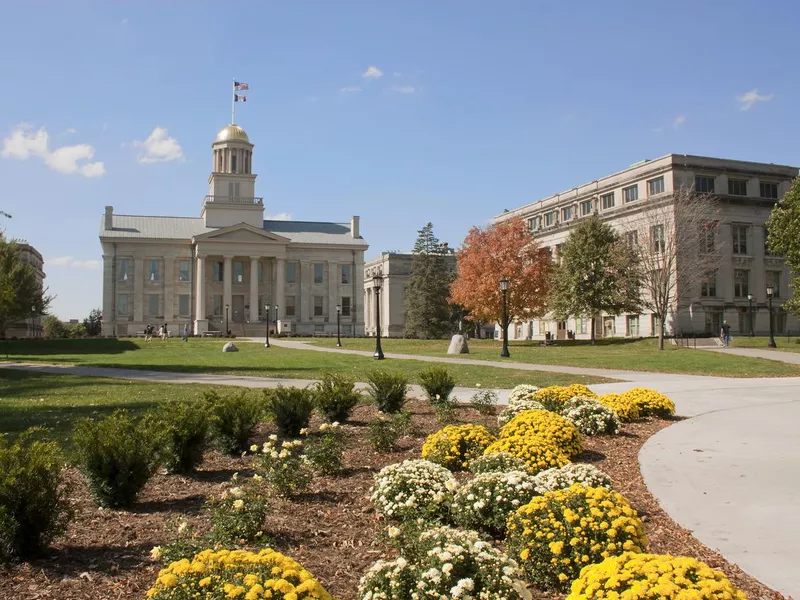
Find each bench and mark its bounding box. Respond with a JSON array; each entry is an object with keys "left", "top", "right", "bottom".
[{"left": 312, "top": 332, "right": 334, "bottom": 338}]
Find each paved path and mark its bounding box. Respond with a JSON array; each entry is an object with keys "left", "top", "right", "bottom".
[{"left": 700, "top": 345, "right": 800, "bottom": 365}]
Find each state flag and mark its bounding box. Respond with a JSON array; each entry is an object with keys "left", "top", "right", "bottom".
[{"left": 235, "top": 94, "right": 247, "bottom": 102}]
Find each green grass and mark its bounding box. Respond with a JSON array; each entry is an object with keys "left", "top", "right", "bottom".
[
  {"left": 725, "top": 335, "right": 800, "bottom": 353},
  {"left": 303, "top": 337, "right": 800, "bottom": 377},
  {"left": 0, "top": 338, "right": 612, "bottom": 389}
]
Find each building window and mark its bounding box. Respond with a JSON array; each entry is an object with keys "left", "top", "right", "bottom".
[
  {"left": 767, "top": 271, "right": 781, "bottom": 297},
  {"left": 775, "top": 309, "right": 787, "bottom": 334},
  {"left": 212, "top": 294, "right": 223, "bottom": 317},
  {"left": 313, "top": 295, "right": 324, "bottom": 316},
  {"left": 178, "top": 294, "right": 190, "bottom": 316},
  {"left": 576, "top": 317, "right": 587, "bottom": 334},
  {"left": 623, "top": 185, "right": 638, "bottom": 203},
  {"left": 231, "top": 153, "right": 237, "bottom": 173},
  {"left": 700, "top": 222, "right": 715, "bottom": 253},
  {"left": 147, "top": 294, "right": 160, "bottom": 316},
  {"left": 148, "top": 259, "right": 160, "bottom": 281},
  {"left": 529, "top": 217, "right": 538, "bottom": 231},
  {"left": 626, "top": 315, "right": 639, "bottom": 337},
  {"left": 233, "top": 261, "right": 244, "bottom": 283},
  {"left": 341, "top": 264, "right": 352, "bottom": 285},
  {"left": 580, "top": 200, "right": 592, "bottom": 216},
  {"left": 647, "top": 177, "right": 664, "bottom": 196},
  {"left": 733, "top": 270, "right": 749, "bottom": 298},
  {"left": 650, "top": 224, "right": 665, "bottom": 253},
  {"left": 728, "top": 179, "right": 747, "bottom": 196},
  {"left": 732, "top": 224, "right": 748, "bottom": 255},
  {"left": 285, "top": 263, "right": 296, "bottom": 284},
  {"left": 695, "top": 176, "right": 715, "bottom": 193},
  {"left": 314, "top": 263, "right": 324, "bottom": 284},
  {"left": 700, "top": 271, "right": 717, "bottom": 297},
  {"left": 626, "top": 231, "right": 639, "bottom": 247},
  {"left": 561, "top": 206, "right": 573, "bottom": 221},
  {"left": 257, "top": 262, "right": 263, "bottom": 283},
  {"left": 117, "top": 293, "right": 132, "bottom": 315},
  {"left": 228, "top": 181, "right": 240, "bottom": 197},
  {"left": 544, "top": 212, "right": 555, "bottom": 227},
  {"left": 178, "top": 260, "right": 190, "bottom": 282},
  {"left": 118, "top": 259, "right": 133, "bottom": 282},
  {"left": 760, "top": 182, "right": 779, "bottom": 199},
  {"left": 285, "top": 295, "right": 296, "bottom": 317},
  {"left": 601, "top": 192, "right": 615, "bottom": 209},
  {"left": 214, "top": 261, "right": 224, "bottom": 282},
  {"left": 341, "top": 297, "right": 351, "bottom": 317},
  {"left": 538, "top": 321, "right": 546, "bottom": 335},
  {"left": 603, "top": 317, "right": 616, "bottom": 336}
]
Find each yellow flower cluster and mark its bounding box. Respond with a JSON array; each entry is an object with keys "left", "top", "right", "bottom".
[
  {"left": 597, "top": 394, "right": 641, "bottom": 422},
  {"left": 505, "top": 484, "right": 647, "bottom": 591},
  {"left": 484, "top": 435, "right": 570, "bottom": 475},
  {"left": 421, "top": 424, "right": 496, "bottom": 471},
  {"left": 620, "top": 388, "right": 676, "bottom": 418},
  {"left": 534, "top": 384, "right": 597, "bottom": 411},
  {"left": 145, "top": 548, "right": 334, "bottom": 600},
  {"left": 567, "top": 552, "right": 747, "bottom": 599},
  {"left": 500, "top": 410, "right": 583, "bottom": 458}
]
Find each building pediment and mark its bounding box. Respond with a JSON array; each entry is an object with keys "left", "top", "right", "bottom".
[{"left": 193, "top": 223, "right": 290, "bottom": 244}]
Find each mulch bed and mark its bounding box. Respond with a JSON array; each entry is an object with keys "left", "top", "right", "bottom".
[{"left": 0, "top": 400, "right": 785, "bottom": 600}]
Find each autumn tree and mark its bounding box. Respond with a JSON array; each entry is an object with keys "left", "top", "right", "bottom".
[
  {"left": 550, "top": 215, "right": 642, "bottom": 343},
  {"left": 449, "top": 217, "right": 552, "bottom": 336},
  {"left": 404, "top": 223, "right": 454, "bottom": 339},
  {"left": 766, "top": 176, "right": 800, "bottom": 315},
  {"left": 0, "top": 233, "right": 51, "bottom": 338}
]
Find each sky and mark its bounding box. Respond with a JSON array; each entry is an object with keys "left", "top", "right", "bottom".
[{"left": 1, "top": 0, "right": 798, "bottom": 320}]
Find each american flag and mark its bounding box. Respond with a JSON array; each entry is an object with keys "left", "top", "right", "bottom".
[
  {"left": 234, "top": 81, "right": 249, "bottom": 91},
  {"left": 234, "top": 94, "right": 247, "bottom": 102}
]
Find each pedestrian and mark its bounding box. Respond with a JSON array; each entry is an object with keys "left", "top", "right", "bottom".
[
  {"left": 182, "top": 323, "right": 189, "bottom": 342},
  {"left": 145, "top": 324, "right": 152, "bottom": 342},
  {"left": 163, "top": 322, "right": 169, "bottom": 342},
  {"left": 720, "top": 320, "right": 731, "bottom": 347}
]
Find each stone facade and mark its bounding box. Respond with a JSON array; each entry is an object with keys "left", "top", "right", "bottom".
[
  {"left": 5, "top": 242, "right": 45, "bottom": 338},
  {"left": 99, "top": 124, "right": 368, "bottom": 337},
  {"left": 494, "top": 154, "right": 799, "bottom": 340}
]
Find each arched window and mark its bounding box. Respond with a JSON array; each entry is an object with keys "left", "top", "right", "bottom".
[
  {"left": 217, "top": 151, "right": 223, "bottom": 172},
  {"left": 231, "top": 151, "right": 237, "bottom": 173}
]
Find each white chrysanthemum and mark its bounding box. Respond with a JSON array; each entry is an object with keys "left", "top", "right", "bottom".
[
  {"left": 532, "top": 463, "right": 613, "bottom": 494},
  {"left": 453, "top": 471, "right": 538, "bottom": 535},
  {"left": 561, "top": 396, "right": 621, "bottom": 435},
  {"left": 370, "top": 459, "right": 456, "bottom": 522}
]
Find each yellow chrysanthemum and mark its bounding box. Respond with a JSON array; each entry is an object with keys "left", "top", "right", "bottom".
[
  {"left": 500, "top": 409, "right": 583, "bottom": 457},
  {"left": 598, "top": 393, "right": 641, "bottom": 422},
  {"left": 484, "top": 434, "right": 570, "bottom": 475},
  {"left": 421, "top": 424, "right": 496, "bottom": 471},
  {"left": 619, "top": 388, "right": 675, "bottom": 418}
]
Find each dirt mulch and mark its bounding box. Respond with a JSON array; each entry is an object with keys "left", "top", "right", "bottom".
[{"left": 0, "top": 401, "right": 786, "bottom": 600}]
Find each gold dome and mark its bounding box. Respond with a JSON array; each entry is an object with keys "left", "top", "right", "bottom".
[{"left": 215, "top": 124, "right": 250, "bottom": 143}]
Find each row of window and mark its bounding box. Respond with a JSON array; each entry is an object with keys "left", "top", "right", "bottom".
[
  {"left": 700, "top": 176, "right": 779, "bottom": 199},
  {"left": 117, "top": 294, "right": 353, "bottom": 318},
  {"left": 701, "top": 270, "right": 781, "bottom": 298}
]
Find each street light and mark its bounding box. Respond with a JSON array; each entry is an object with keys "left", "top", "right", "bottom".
[
  {"left": 766, "top": 285, "right": 777, "bottom": 348},
  {"left": 335, "top": 304, "right": 342, "bottom": 347},
  {"left": 273, "top": 305, "right": 279, "bottom": 337},
  {"left": 499, "top": 277, "right": 510, "bottom": 358},
  {"left": 373, "top": 274, "right": 384, "bottom": 360},
  {"left": 747, "top": 293, "right": 754, "bottom": 337},
  {"left": 225, "top": 304, "right": 229, "bottom": 336},
  {"left": 264, "top": 303, "right": 270, "bottom": 348}
]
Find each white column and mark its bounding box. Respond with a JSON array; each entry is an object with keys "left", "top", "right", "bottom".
[
  {"left": 250, "top": 257, "right": 260, "bottom": 322},
  {"left": 327, "top": 262, "right": 337, "bottom": 324},
  {"left": 134, "top": 256, "right": 144, "bottom": 322},
  {"left": 300, "top": 261, "right": 311, "bottom": 322},
  {"left": 196, "top": 256, "right": 206, "bottom": 319},
  {"left": 275, "top": 257, "right": 285, "bottom": 319},
  {"left": 223, "top": 255, "right": 233, "bottom": 318},
  {"left": 102, "top": 253, "right": 115, "bottom": 335},
  {"left": 163, "top": 256, "right": 174, "bottom": 322}
]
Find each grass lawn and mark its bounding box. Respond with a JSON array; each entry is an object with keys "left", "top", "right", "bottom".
[
  {"left": 726, "top": 335, "right": 800, "bottom": 353},
  {"left": 0, "top": 338, "right": 612, "bottom": 389},
  {"left": 304, "top": 336, "right": 800, "bottom": 377}
]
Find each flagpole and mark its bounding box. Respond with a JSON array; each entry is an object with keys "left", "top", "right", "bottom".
[{"left": 231, "top": 78, "right": 236, "bottom": 124}]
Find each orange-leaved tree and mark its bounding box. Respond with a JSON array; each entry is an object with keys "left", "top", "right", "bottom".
[{"left": 449, "top": 217, "right": 553, "bottom": 324}]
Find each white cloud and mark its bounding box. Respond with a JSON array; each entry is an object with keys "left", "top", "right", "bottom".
[
  {"left": 1, "top": 124, "right": 105, "bottom": 177},
  {"left": 736, "top": 89, "right": 774, "bottom": 111},
  {"left": 362, "top": 66, "right": 383, "bottom": 79},
  {"left": 673, "top": 115, "right": 686, "bottom": 128},
  {"left": 48, "top": 256, "right": 102, "bottom": 270},
  {"left": 389, "top": 85, "right": 416, "bottom": 94},
  {"left": 265, "top": 212, "right": 292, "bottom": 221},
  {"left": 339, "top": 86, "right": 362, "bottom": 93},
  {"left": 132, "top": 127, "right": 184, "bottom": 164}
]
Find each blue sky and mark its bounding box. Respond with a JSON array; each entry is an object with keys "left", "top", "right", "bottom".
[{"left": 1, "top": 0, "right": 798, "bottom": 320}]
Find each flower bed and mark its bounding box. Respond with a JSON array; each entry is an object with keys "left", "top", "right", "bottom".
[
  {"left": 532, "top": 463, "right": 613, "bottom": 494},
  {"left": 500, "top": 409, "right": 583, "bottom": 457},
  {"left": 534, "top": 384, "right": 597, "bottom": 412},
  {"left": 620, "top": 388, "right": 676, "bottom": 417},
  {"left": 370, "top": 459, "right": 456, "bottom": 522},
  {"left": 484, "top": 435, "right": 571, "bottom": 475},
  {"left": 597, "top": 393, "right": 641, "bottom": 422},
  {"left": 421, "top": 424, "right": 496, "bottom": 470}
]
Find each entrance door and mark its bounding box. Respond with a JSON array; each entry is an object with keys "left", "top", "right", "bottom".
[
  {"left": 557, "top": 321, "right": 567, "bottom": 340},
  {"left": 704, "top": 310, "right": 722, "bottom": 335},
  {"left": 232, "top": 295, "right": 245, "bottom": 323}
]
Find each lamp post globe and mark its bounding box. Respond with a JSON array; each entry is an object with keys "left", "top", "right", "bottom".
[
  {"left": 336, "top": 304, "right": 342, "bottom": 347},
  {"left": 766, "top": 285, "right": 777, "bottom": 348},
  {"left": 499, "top": 277, "right": 510, "bottom": 358},
  {"left": 373, "top": 274, "right": 385, "bottom": 360},
  {"left": 264, "top": 303, "right": 270, "bottom": 348}
]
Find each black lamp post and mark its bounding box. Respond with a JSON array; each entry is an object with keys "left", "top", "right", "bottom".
[
  {"left": 264, "top": 303, "right": 270, "bottom": 348},
  {"left": 373, "top": 274, "right": 384, "bottom": 360},
  {"left": 336, "top": 304, "right": 342, "bottom": 347},
  {"left": 499, "top": 277, "right": 510, "bottom": 358},
  {"left": 766, "top": 285, "right": 777, "bottom": 348},
  {"left": 747, "top": 293, "right": 754, "bottom": 337},
  {"left": 273, "top": 305, "right": 279, "bottom": 337},
  {"left": 225, "top": 304, "right": 229, "bottom": 336}
]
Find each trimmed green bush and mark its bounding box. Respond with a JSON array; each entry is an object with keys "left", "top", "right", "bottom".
[
  {"left": 205, "top": 390, "right": 264, "bottom": 455},
  {"left": 0, "top": 430, "right": 72, "bottom": 559},
  {"left": 264, "top": 386, "right": 315, "bottom": 438},
  {"left": 419, "top": 366, "right": 456, "bottom": 406},
  {"left": 366, "top": 371, "right": 408, "bottom": 414},
  {"left": 156, "top": 400, "right": 211, "bottom": 474},
  {"left": 314, "top": 373, "right": 361, "bottom": 422}
]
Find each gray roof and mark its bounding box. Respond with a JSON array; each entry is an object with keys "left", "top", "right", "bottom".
[{"left": 100, "top": 214, "right": 367, "bottom": 247}]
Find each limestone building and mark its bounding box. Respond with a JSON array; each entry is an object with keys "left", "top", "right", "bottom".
[
  {"left": 494, "top": 154, "right": 799, "bottom": 340},
  {"left": 99, "top": 124, "right": 367, "bottom": 337},
  {"left": 6, "top": 242, "right": 45, "bottom": 338}
]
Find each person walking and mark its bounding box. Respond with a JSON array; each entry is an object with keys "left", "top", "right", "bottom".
[
  {"left": 162, "top": 323, "right": 169, "bottom": 342},
  {"left": 145, "top": 324, "right": 152, "bottom": 342},
  {"left": 182, "top": 323, "right": 189, "bottom": 342},
  {"left": 720, "top": 320, "right": 732, "bottom": 347}
]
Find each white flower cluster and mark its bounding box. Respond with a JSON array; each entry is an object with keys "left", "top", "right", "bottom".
[
  {"left": 507, "top": 384, "right": 540, "bottom": 404},
  {"left": 532, "top": 463, "right": 613, "bottom": 494},
  {"left": 497, "top": 387, "right": 546, "bottom": 426},
  {"left": 453, "top": 471, "right": 538, "bottom": 535},
  {"left": 467, "top": 452, "right": 528, "bottom": 475},
  {"left": 561, "top": 396, "right": 621, "bottom": 436},
  {"left": 371, "top": 459, "right": 457, "bottom": 522}
]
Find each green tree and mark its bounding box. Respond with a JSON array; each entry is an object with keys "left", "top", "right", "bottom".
[
  {"left": 550, "top": 215, "right": 642, "bottom": 343},
  {"left": 83, "top": 308, "right": 102, "bottom": 336},
  {"left": 0, "top": 234, "right": 51, "bottom": 338},
  {"left": 404, "top": 223, "right": 454, "bottom": 339},
  {"left": 766, "top": 176, "right": 800, "bottom": 315},
  {"left": 42, "top": 315, "right": 67, "bottom": 338}
]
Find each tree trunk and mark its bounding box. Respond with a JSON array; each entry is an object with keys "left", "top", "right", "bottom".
[
  {"left": 590, "top": 315, "right": 596, "bottom": 345},
  {"left": 658, "top": 315, "right": 666, "bottom": 350}
]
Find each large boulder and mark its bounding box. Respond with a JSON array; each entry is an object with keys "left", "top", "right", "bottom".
[
  {"left": 447, "top": 334, "right": 469, "bottom": 355},
  {"left": 222, "top": 342, "right": 239, "bottom": 353}
]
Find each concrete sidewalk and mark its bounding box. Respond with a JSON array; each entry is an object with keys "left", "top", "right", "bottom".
[{"left": 700, "top": 345, "right": 800, "bottom": 365}]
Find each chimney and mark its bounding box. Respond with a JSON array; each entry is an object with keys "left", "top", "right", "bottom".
[
  {"left": 104, "top": 206, "right": 113, "bottom": 230},
  {"left": 350, "top": 215, "right": 360, "bottom": 239}
]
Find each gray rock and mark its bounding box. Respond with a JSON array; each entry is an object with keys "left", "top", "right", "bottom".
[
  {"left": 222, "top": 342, "right": 239, "bottom": 353},
  {"left": 447, "top": 334, "right": 469, "bottom": 354}
]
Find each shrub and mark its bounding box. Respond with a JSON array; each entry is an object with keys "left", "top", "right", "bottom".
[
  {"left": 453, "top": 470, "right": 538, "bottom": 535},
  {"left": 497, "top": 398, "right": 547, "bottom": 426},
  {"left": 421, "top": 424, "right": 496, "bottom": 471},
  {"left": 561, "top": 397, "right": 621, "bottom": 436},
  {"left": 506, "top": 484, "right": 647, "bottom": 590},
  {"left": 255, "top": 437, "right": 313, "bottom": 497},
  {"left": 620, "top": 387, "right": 676, "bottom": 418},
  {"left": 566, "top": 552, "right": 747, "bottom": 600},
  {"left": 470, "top": 388, "right": 498, "bottom": 415},
  {"left": 368, "top": 414, "right": 401, "bottom": 452},
  {"left": 484, "top": 435, "right": 570, "bottom": 475},
  {"left": 264, "top": 386, "right": 315, "bottom": 438},
  {"left": 433, "top": 394, "right": 460, "bottom": 424},
  {"left": 205, "top": 390, "right": 264, "bottom": 455},
  {"left": 0, "top": 430, "right": 72, "bottom": 559},
  {"left": 146, "top": 548, "right": 334, "bottom": 600},
  {"left": 152, "top": 519, "right": 206, "bottom": 565},
  {"left": 418, "top": 366, "right": 456, "bottom": 405},
  {"left": 206, "top": 476, "right": 269, "bottom": 544},
  {"left": 468, "top": 451, "right": 528, "bottom": 475},
  {"left": 366, "top": 371, "right": 408, "bottom": 413},
  {"left": 534, "top": 384, "right": 596, "bottom": 412},
  {"left": 313, "top": 372, "right": 361, "bottom": 422},
  {"left": 73, "top": 410, "right": 165, "bottom": 508},
  {"left": 532, "top": 463, "right": 613, "bottom": 494},
  {"left": 303, "top": 422, "right": 345, "bottom": 475},
  {"left": 370, "top": 459, "right": 456, "bottom": 523},
  {"left": 155, "top": 400, "right": 210, "bottom": 474},
  {"left": 598, "top": 393, "right": 641, "bottom": 422},
  {"left": 500, "top": 409, "right": 583, "bottom": 458}
]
